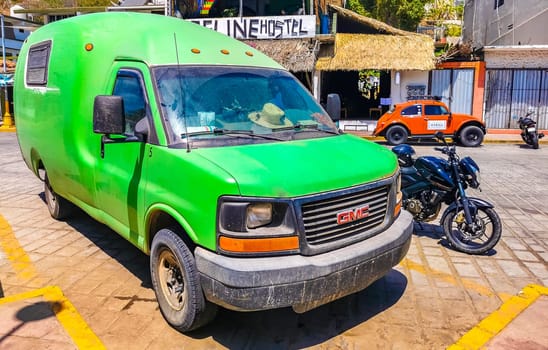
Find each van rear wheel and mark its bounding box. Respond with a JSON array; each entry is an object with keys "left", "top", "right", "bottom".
[
  {"left": 44, "top": 173, "right": 74, "bottom": 220},
  {"left": 150, "top": 228, "right": 217, "bottom": 332}
]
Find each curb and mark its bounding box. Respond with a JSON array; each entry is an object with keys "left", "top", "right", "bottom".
[
  {"left": 359, "top": 136, "right": 547, "bottom": 145},
  {"left": 448, "top": 284, "right": 548, "bottom": 350}
]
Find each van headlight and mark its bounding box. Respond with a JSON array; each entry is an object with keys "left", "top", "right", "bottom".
[
  {"left": 218, "top": 197, "right": 298, "bottom": 255},
  {"left": 246, "top": 202, "right": 272, "bottom": 228}
]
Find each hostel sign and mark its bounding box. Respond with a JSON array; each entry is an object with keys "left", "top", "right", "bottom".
[{"left": 189, "top": 15, "right": 316, "bottom": 39}]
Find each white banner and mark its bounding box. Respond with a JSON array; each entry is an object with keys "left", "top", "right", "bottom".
[
  {"left": 427, "top": 120, "right": 447, "bottom": 130},
  {"left": 188, "top": 15, "right": 316, "bottom": 40}
]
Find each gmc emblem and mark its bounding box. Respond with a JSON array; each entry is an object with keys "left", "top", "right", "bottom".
[{"left": 337, "top": 205, "right": 370, "bottom": 225}]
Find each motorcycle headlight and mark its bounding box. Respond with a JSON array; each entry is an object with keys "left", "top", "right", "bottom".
[
  {"left": 217, "top": 197, "right": 298, "bottom": 255},
  {"left": 460, "top": 157, "right": 480, "bottom": 188}
]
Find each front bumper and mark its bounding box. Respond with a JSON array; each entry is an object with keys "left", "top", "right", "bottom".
[{"left": 195, "top": 210, "right": 413, "bottom": 313}]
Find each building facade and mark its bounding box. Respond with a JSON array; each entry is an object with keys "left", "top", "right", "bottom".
[{"left": 463, "top": 0, "right": 548, "bottom": 129}]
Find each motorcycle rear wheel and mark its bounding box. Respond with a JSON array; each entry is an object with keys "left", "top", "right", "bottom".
[
  {"left": 532, "top": 133, "right": 539, "bottom": 149},
  {"left": 442, "top": 207, "right": 502, "bottom": 255}
]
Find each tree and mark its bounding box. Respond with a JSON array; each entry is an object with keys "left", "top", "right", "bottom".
[
  {"left": 375, "top": 0, "right": 430, "bottom": 31},
  {"left": 345, "top": 0, "right": 369, "bottom": 16},
  {"left": 347, "top": 0, "right": 432, "bottom": 32},
  {"left": 425, "top": 0, "right": 463, "bottom": 22}
]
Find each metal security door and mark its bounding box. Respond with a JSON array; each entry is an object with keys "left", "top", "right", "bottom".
[
  {"left": 431, "top": 69, "right": 474, "bottom": 115},
  {"left": 484, "top": 70, "right": 512, "bottom": 128},
  {"left": 485, "top": 69, "right": 548, "bottom": 129}
]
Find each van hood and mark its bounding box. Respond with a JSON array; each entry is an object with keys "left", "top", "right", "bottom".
[{"left": 195, "top": 134, "right": 397, "bottom": 197}]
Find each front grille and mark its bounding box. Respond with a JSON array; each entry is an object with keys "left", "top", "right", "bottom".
[{"left": 300, "top": 184, "right": 389, "bottom": 247}]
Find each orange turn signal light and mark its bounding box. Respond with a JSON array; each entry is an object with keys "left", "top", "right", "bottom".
[
  {"left": 85, "top": 43, "right": 93, "bottom": 51},
  {"left": 394, "top": 192, "right": 402, "bottom": 217},
  {"left": 219, "top": 236, "right": 299, "bottom": 253}
]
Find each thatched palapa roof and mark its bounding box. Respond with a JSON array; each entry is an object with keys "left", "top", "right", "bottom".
[
  {"left": 316, "top": 33, "right": 435, "bottom": 71},
  {"left": 316, "top": 5, "right": 435, "bottom": 71},
  {"left": 244, "top": 39, "right": 319, "bottom": 72}
]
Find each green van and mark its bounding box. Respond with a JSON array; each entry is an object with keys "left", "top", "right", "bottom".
[{"left": 15, "top": 12, "right": 413, "bottom": 332}]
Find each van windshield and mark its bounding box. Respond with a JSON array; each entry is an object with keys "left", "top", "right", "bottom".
[{"left": 153, "top": 66, "right": 338, "bottom": 145}]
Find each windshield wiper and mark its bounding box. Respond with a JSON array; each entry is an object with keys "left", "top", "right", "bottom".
[
  {"left": 276, "top": 122, "right": 340, "bottom": 135},
  {"left": 181, "top": 128, "right": 286, "bottom": 141},
  {"left": 215, "top": 128, "right": 287, "bottom": 141}
]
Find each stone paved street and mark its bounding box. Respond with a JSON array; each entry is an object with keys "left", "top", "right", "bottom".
[{"left": 0, "top": 131, "right": 547, "bottom": 349}]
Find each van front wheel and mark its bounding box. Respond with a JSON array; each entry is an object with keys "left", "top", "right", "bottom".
[
  {"left": 150, "top": 228, "right": 217, "bottom": 332},
  {"left": 44, "top": 173, "right": 74, "bottom": 220}
]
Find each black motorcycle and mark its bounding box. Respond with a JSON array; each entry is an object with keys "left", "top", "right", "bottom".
[
  {"left": 392, "top": 132, "right": 501, "bottom": 254},
  {"left": 518, "top": 110, "right": 544, "bottom": 149}
]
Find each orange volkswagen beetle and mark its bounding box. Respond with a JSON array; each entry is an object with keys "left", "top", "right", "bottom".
[{"left": 373, "top": 97, "right": 486, "bottom": 147}]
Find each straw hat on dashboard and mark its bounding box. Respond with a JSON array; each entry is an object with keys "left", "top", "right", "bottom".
[{"left": 249, "top": 103, "right": 293, "bottom": 129}]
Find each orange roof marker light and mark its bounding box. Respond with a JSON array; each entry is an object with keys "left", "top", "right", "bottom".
[
  {"left": 191, "top": 48, "right": 201, "bottom": 54},
  {"left": 245, "top": 51, "right": 254, "bottom": 57},
  {"left": 220, "top": 49, "right": 230, "bottom": 55},
  {"left": 84, "top": 43, "right": 93, "bottom": 51}
]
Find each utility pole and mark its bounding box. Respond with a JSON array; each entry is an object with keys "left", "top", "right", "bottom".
[{"left": 0, "top": 14, "right": 14, "bottom": 129}]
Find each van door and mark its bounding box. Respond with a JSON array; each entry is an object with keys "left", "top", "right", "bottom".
[{"left": 95, "top": 64, "right": 153, "bottom": 243}]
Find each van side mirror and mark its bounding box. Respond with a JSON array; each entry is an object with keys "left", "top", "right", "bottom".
[
  {"left": 93, "top": 95, "right": 125, "bottom": 134},
  {"left": 326, "top": 93, "right": 341, "bottom": 121}
]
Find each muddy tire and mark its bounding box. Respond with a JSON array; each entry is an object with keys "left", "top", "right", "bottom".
[{"left": 150, "top": 228, "right": 217, "bottom": 332}]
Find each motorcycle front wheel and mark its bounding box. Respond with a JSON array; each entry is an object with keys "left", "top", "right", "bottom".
[{"left": 442, "top": 207, "right": 502, "bottom": 254}]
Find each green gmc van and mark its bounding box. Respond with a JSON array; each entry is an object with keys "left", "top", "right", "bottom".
[{"left": 14, "top": 12, "right": 413, "bottom": 332}]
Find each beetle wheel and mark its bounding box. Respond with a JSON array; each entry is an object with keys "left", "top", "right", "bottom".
[{"left": 385, "top": 125, "right": 408, "bottom": 145}]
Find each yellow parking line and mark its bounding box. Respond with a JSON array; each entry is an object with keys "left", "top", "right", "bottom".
[
  {"left": 0, "top": 214, "right": 38, "bottom": 281},
  {"left": 0, "top": 214, "right": 105, "bottom": 349},
  {"left": 447, "top": 284, "right": 548, "bottom": 350},
  {"left": 0, "top": 286, "right": 105, "bottom": 349},
  {"left": 400, "top": 258, "right": 512, "bottom": 300}
]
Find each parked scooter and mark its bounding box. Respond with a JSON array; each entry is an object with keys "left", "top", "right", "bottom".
[
  {"left": 518, "top": 109, "right": 544, "bottom": 149},
  {"left": 392, "top": 132, "right": 502, "bottom": 254}
]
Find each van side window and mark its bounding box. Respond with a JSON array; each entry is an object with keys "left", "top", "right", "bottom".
[
  {"left": 26, "top": 40, "right": 52, "bottom": 86},
  {"left": 112, "top": 70, "right": 147, "bottom": 135}
]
